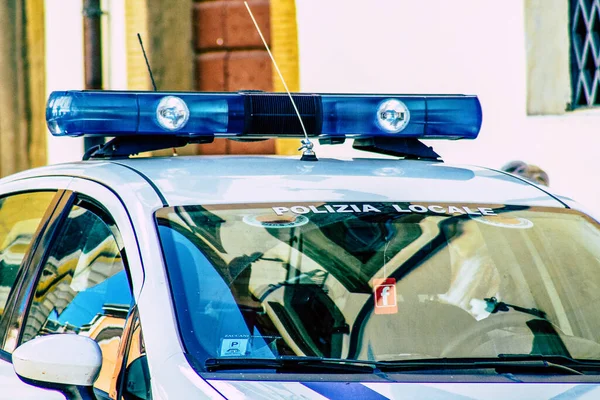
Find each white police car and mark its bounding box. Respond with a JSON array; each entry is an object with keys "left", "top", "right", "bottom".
[{"left": 1, "top": 90, "right": 600, "bottom": 400}]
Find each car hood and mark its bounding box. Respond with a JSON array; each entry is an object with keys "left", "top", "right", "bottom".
[{"left": 207, "top": 380, "right": 600, "bottom": 399}]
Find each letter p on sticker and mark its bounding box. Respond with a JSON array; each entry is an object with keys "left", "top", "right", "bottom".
[{"left": 373, "top": 278, "right": 398, "bottom": 314}]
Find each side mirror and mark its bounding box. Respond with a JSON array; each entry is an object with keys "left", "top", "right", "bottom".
[{"left": 13, "top": 334, "right": 102, "bottom": 399}]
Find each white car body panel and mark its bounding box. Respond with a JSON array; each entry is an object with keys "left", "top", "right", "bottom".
[
  {"left": 1, "top": 157, "right": 565, "bottom": 208},
  {"left": 113, "top": 157, "right": 565, "bottom": 207},
  {"left": 0, "top": 175, "right": 73, "bottom": 194},
  {"left": 152, "top": 352, "right": 225, "bottom": 399},
  {"left": 206, "top": 380, "right": 600, "bottom": 400},
  {"left": 0, "top": 360, "right": 64, "bottom": 399}
]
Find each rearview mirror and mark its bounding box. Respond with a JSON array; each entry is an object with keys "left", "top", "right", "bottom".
[{"left": 13, "top": 334, "right": 102, "bottom": 398}]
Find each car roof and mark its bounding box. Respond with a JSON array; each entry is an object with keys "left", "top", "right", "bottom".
[{"left": 3, "top": 155, "right": 565, "bottom": 208}]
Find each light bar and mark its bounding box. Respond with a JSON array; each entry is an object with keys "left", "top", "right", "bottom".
[{"left": 46, "top": 91, "right": 482, "bottom": 140}]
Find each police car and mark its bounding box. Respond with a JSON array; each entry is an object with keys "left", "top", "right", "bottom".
[{"left": 1, "top": 90, "right": 600, "bottom": 400}]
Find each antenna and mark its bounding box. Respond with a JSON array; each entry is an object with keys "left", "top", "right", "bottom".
[
  {"left": 137, "top": 33, "right": 158, "bottom": 91},
  {"left": 138, "top": 33, "right": 180, "bottom": 156},
  {"left": 243, "top": 1, "right": 317, "bottom": 161}
]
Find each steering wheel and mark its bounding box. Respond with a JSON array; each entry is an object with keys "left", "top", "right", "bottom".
[{"left": 440, "top": 312, "right": 542, "bottom": 358}]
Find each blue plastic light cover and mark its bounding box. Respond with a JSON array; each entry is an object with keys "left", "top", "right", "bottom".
[
  {"left": 46, "top": 91, "right": 244, "bottom": 137},
  {"left": 321, "top": 95, "right": 481, "bottom": 139},
  {"left": 46, "top": 90, "right": 482, "bottom": 140}
]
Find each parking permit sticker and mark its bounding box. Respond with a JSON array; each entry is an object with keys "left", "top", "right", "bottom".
[
  {"left": 219, "top": 338, "right": 249, "bottom": 357},
  {"left": 373, "top": 278, "right": 398, "bottom": 314}
]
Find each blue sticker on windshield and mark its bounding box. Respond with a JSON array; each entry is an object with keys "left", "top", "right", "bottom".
[
  {"left": 219, "top": 335, "right": 281, "bottom": 358},
  {"left": 220, "top": 337, "right": 250, "bottom": 357}
]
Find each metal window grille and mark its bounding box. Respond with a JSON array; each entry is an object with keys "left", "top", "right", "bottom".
[{"left": 570, "top": 0, "right": 600, "bottom": 108}]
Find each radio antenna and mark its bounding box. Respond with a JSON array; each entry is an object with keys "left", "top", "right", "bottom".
[
  {"left": 137, "top": 33, "right": 158, "bottom": 91},
  {"left": 244, "top": 1, "right": 317, "bottom": 161},
  {"left": 138, "top": 33, "right": 180, "bottom": 156}
]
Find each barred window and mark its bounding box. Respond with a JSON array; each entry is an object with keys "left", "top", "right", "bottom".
[{"left": 570, "top": 0, "right": 600, "bottom": 108}]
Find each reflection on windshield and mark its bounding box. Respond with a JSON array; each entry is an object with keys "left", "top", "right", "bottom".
[{"left": 156, "top": 203, "right": 600, "bottom": 369}]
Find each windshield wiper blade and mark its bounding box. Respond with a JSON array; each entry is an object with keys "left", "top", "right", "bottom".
[
  {"left": 204, "top": 356, "right": 377, "bottom": 373},
  {"left": 376, "top": 355, "right": 592, "bottom": 375},
  {"left": 204, "top": 355, "right": 600, "bottom": 375},
  {"left": 484, "top": 297, "right": 547, "bottom": 319},
  {"left": 498, "top": 354, "right": 600, "bottom": 373}
]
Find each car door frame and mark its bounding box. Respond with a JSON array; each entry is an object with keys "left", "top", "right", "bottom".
[
  {"left": 0, "top": 177, "right": 74, "bottom": 351},
  {"left": 6, "top": 176, "right": 147, "bottom": 331},
  {"left": 0, "top": 176, "right": 74, "bottom": 400},
  {"left": 0, "top": 175, "right": 148, "bottom": 399}
]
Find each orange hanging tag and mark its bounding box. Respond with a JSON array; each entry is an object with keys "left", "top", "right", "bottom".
[{"left": 373, "top": 278, "right": 398, "bottom": 314}]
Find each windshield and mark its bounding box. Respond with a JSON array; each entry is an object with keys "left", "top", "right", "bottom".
[{"left": 156, "top": 202, "right": 600, "bottom": 371}]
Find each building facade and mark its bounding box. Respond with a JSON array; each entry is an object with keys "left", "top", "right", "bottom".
[{"left": 294, "top": 0, "right": 600, "bottom": 210}]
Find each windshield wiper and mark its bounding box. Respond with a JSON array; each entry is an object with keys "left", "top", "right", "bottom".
[
  {"left": 204, "top": 356, "right": 377, "bottom": 373},
  {"left": 375, "top": 355, "right": 600, "bottom": 375},
  {"left": 204, "top": 355, "right": 600, "bottom": 375},
  {"left": 484, "top": 297, "right": 547, "bottom": 319},
  {"left": 482, "top": 298, "right": 571, "bottom": 357}
]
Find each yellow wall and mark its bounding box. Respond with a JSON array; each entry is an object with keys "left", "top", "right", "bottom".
[
  {"left": 26, "top": 0, "right": 47, "bottom": 167},
  {"left": 125, "top": 0, "right": 150, "bottom": 90},
  {"left": 271, "top": 0, "right": 301, "bottom": 155}
]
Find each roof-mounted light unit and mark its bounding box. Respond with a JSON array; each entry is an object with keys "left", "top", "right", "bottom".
[{"left": 46, "top": 91, "right": 482, "bottom": 141}]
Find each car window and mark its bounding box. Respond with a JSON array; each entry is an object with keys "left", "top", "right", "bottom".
[
  {"left": 0, "top": 192, "right": 55, "bottom": 321},
  {"left": 21, "top": 202, "right": 132, "bottom": 396},
  {"left": 119, "top": 313, "right": 151, "bottom": 400}
]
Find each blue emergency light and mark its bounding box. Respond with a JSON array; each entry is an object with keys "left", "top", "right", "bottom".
[{"left": 46, "top": 91, "right": 482, "bottom": 140}]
